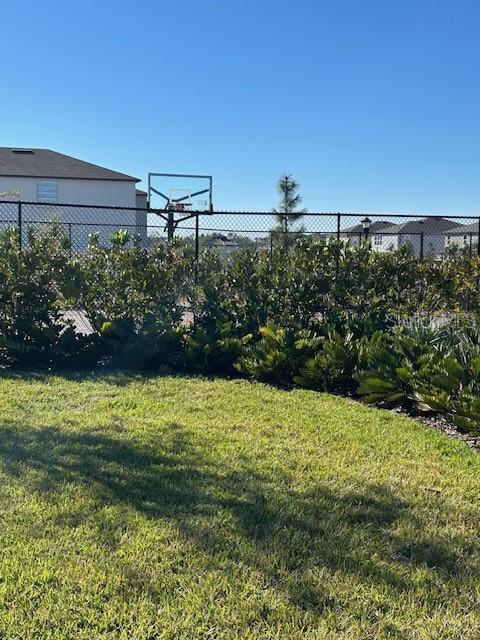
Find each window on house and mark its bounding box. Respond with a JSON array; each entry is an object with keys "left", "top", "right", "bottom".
[
  {"left": 373, "top": 235, "right": 383, "bottom": 246},
  {"left": 37, "top": 180, "right": 58, "bottom": 203}
]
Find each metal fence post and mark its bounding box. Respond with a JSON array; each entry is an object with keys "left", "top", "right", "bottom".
[
  {"left": 335, "top": 213, "right": 341, "bottom": 277},
  {"left": 420, "top": 231, "right": 424, "bottom": 260},
  {"left": 18, "top": 201, "right": 22, "bottom": 250},
  {"left": 478, "top": 218, "right": 480, "bottom": 257},
  {"left": 195, "top": 213, "right": 199, "bottom": 284}
]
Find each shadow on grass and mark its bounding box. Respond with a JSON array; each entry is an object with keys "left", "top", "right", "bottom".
[{"left": 0, "top": 420, "right": 473, "bottom": 612}]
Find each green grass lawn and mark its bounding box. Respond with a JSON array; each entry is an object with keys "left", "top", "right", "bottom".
[{"left": 0, "top": 374, "right": 478, "bottom": 639}]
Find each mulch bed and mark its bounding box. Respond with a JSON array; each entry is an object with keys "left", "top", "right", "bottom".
[{"left": 392, "top": 407, "right": 480, "bottom": 452}]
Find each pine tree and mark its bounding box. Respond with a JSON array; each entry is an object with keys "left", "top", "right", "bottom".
[{"left": 272, "top": 174, "right": 306, "bottom": 249}]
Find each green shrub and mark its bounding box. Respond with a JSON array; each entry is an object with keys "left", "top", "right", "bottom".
[
  {"left": 80, "top": 233, "right": 194, "bottom": 369},
  {"left": 354, "top": 330, "right": 437, "bottom": 405},
  {"left": 414, "top": 323, "right": 480, "bottom": 433},
  {"left": 355, "top": 321, "right": 480, "bottom": 434},
  {"left": 294, "top": 327, "right": 360, "bottom": 391},
  {"left": 0, "top": 225, "right": 99, "bottom": 368},
  {"left": 236, "top": 325, "right": 322, "bottom": 386},
  {"left": 182, "top": 323, "right": 252, "bottom": 374},
  {"left": 1, "top": 222, "right": 480, "bottom": 433}
]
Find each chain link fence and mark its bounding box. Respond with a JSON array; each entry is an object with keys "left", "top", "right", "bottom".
[{"left": 0, "top": 200, "right": 479, "bottom": 260}]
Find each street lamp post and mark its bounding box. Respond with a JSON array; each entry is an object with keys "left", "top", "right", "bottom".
[{"left": 361, "top": 216, "right": 372, "bottom": 243}]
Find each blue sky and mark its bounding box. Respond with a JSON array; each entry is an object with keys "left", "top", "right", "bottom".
[{"left": 1, "top": 0, "right": 480, "bottom": 213}]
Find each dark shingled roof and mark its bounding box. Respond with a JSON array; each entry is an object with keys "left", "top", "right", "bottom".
[
  {"left": 445, "top": 221, "right": 479, "bottom": 234},
  {"left": 0, "top": 148, "right": 139, "bottom": 182},
  {"left": 379, "top": 217, "right": 463, "bottom": 235},
  {"left": 341, "top": 217, "right": 466, "bottom": 237},
  {"left": 341, "top": 220, "right": 392, "bottom": 234}
]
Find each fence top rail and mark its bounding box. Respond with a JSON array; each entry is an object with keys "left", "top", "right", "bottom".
[
  {"left": 0, "top": 218, "right": 478, "bottom": 237},
  {"left": 208, "top": 211, "right": 480, "bottom": 220},
  {"left": 1, "top": 200, "right": 480, "bottom": 220}
]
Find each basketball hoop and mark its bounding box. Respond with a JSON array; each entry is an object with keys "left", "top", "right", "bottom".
[
  {"left": 174, "top": 202, "right": 192, "bottom": 212},
  {"left": 166, "top": 202, "right": 193, "bottom": 213}
]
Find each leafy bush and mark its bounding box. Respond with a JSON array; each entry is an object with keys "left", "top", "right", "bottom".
[
  {"left": 0, "top": 225, "right": 99, "bottom": 368},
  {"left": 355, "top": 322, "right": 480, "bottom": 434},
  {"left": 182, "top": 323, "right": 252, "bottom": 374},
  {"left": 354, "top": 330, "right": 437, "bottom": 405},
  {"left": 414, "top": 323, "right": 480, "bottom": 433},
  {"left": 82, "top": 232, "right": 193, "bottom": 331},
  {"left": 2, "top": 222, "right": 480, "bottom": 434},
  {"left": 80, "top": 232, "right": 194, "bottom": 369},
  {"left": 236, "top": 325, "right": 322, "bottom": 386},
  {"left": 294, "top": 327, "right": 360, "bottom": 391},
  {"left": 98, "top": 318, "right": 185, "bottom": 372}
]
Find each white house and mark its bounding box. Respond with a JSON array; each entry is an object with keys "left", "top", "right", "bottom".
[
  {"left": 340, "top": 220, "right": 393, "bottom": 249},
  {"left": 341, "top": 217, "right": 464, "bottom": 258},
  {"left": 0, "top": 147, "right": 146, "bottom": 249},
  {"left": 445, "top": 221, "right": 479, "bottom": 254},
  {"left": 373, "top": 218, "right": 464, "bottom": 257}
]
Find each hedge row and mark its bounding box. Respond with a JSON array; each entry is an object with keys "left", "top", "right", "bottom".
[{"left": 1, "top": 224, "right": 479, "bottom": 434}]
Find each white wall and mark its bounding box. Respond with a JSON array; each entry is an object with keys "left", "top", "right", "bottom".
[
  {"left": 0, "top": 176, "right": 136, "bottom": 206},
  {"left": 340, "top": 232, "right": 363, "bottom": 247},
  {"left": 446, "top": 232, "right": 476, "bottom": 252},
  {"left": 340, "top": 232, "right": 399, "bottom": 251},
  {"left": 397, "top": 233, "right": 446, "bottom": 258},
  {"left": 0, "top": 176, "right": 140, "bottom": 250},
  {"left": 369, "top": 233, "right": 397, "bottom": 253},
  {"left": 365, "top": 233, "right": 444, "bottom": 257}
]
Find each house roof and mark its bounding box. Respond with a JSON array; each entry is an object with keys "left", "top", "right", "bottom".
[
  {"left": 340, "top": 216, "right": 466, "bottom": 237},
  {"left": 378, "top": 217, "right": 463, "bottom": 235},
  {"left": 0, "top": 148, "right": 140, "bottom": 182},
  {"left": 341, "top": 220, "right": 392, "bottom": 234},
  {"left": 445, "top": 221, "right": 479, "bottom": 235}
]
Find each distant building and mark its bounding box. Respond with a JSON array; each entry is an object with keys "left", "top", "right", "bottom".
[
  {"left": 0, "top": 147, "right": 143, "bottom": 249},
  {"left": 341, "top": 217, "right": 465, "bottom": 258},
  {"left": 445, "top": 221, "right": 479, "bottom": 253},
  {"left": 374, "top": 218, "right": 464, "bottom": 257}
]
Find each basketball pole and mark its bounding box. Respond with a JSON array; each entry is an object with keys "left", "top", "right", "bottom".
[
  {"left": 195, "top": 213, "right": 200, "bottom": 283},
  {"left": 167, "top": 209, "right": 175, "bottom": 243}
]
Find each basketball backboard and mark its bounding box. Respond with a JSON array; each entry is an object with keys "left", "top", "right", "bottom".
[
  {"left": 148, "top": 173, "right": 213, "bottom": 213},
  {"left": 147, "top": 173, "right": 213, "bottom": 241}
]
